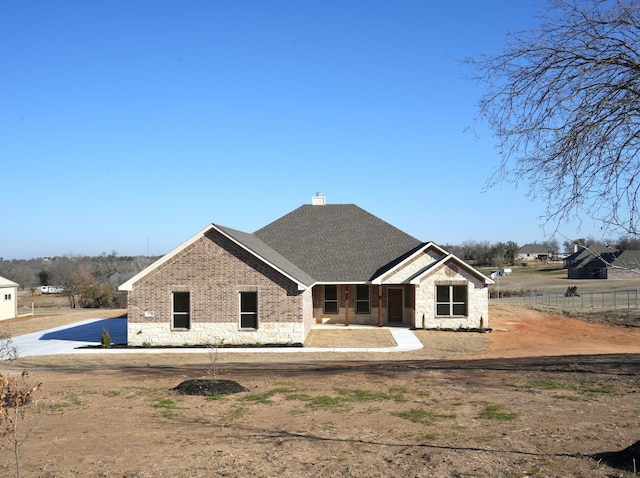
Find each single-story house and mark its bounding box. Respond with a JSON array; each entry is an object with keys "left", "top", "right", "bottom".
[
  {"left": 0, "top": 275, "right": 18, "bottom": 321},
  {"left": 118, "top": 196, "right": 493, "bottom": 346},
  {"left": 517, "top": 243, "right": 549, "bottom": 262},
  {"left": 565, "top": 245, "right": 640, "bottom": 279}
]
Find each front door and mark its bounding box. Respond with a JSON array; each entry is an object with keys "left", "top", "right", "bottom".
[{"left": 388, "top": 288, "right": 403, "bottom": 323}]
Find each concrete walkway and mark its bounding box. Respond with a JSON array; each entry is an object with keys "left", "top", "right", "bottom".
[{"left": 9, "top": 318, "right": 423, "bottom": 357}]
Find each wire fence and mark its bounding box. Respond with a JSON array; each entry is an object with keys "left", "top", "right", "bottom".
[{"left": 522, "top": 289, "right": 640, "bottom": 310}]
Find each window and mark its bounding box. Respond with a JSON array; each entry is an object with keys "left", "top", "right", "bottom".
[
  {"left": 3, "top": 294, "right": 11, "bottom": 301},
  {"left": 324, "top": 285, "right": 338, "bottom": 313},
  {"left": 240, "top": 291, "right": 258, "bottom": 329},
  {"left": 172, "top": 292, "right": 190, "bottom": 329},
  {"left": 355, "top": 285, "right": 370, "bottom": 314},
  {"left": 436, "top": 285, "right": 467, "bottom": 316}
]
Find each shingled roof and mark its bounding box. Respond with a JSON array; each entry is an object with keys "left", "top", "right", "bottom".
[
  {"left": 254, "top": 204, "right": 423, "bottom": 282},
  {"left": 215, "top": 225, "right": 315, "bottom": 287},
  {"left": 119, "top": 202, "right": 428, "bottom": 291}
]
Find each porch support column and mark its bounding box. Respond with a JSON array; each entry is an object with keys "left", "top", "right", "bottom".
[
  {"left": 344, "top": 286, "right": 350, "bottom": 326},
  {"left": 378, "top": 285, "right": 383, "bottom": 327}
]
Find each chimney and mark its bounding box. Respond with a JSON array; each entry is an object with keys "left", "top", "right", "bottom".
[{"left": 312, "top": 192, "right": 326, "bottom": 206}]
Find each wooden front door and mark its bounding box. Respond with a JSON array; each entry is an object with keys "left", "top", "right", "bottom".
[{"left": 387, "top": 288, "right": 403, "bottom": 323}]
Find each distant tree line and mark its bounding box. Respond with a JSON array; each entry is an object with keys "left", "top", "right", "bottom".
[
  {"left": 3, "top": 233, "right": 640, "bottom": 309},
  {"left": 445, "top": 241, "right": 521, "bottom": 268},
  {"left": 0, "top": 252, "right": 158, "bottom": 309},
  {"left": 445, "top": 235, "right": 640, "bottom": 268}
]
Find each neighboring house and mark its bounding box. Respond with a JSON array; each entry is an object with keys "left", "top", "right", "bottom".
[
  {"left": 517, "top": 244, "right": 549, "bottom": 262},
  {"left": 0, "top": 275, "right": 18, "bottom": 321},
  {"left": 608, "top": 250, "right": 640, "bottom": 279},
  {"left": 564, "top": 244, "right": 621, "bottom": 279},
  {"left": 119, "top": 196, "right": 493, "bottom": 346}
]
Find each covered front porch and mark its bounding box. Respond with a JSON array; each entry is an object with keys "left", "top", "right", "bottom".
[{"left": 312, "top": 284, "right": 416, "bottom": 327}]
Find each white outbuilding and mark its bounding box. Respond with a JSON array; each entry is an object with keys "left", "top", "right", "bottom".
[{"left": 0, "top": 275, "right": 18, "bottom": 321}]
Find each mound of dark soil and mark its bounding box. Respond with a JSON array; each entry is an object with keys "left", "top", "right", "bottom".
[
  {"left": 172, "top": 379, "right": 247, "bottom": 396},
  {"left": 593, "top": 440, "right": 640, "bottom": 471}
]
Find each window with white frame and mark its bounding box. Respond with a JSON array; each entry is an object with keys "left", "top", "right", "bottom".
[
  {"left": 324, "top": 285, "right": 338, "bottom": 313},
  {"left": 355, "top": 285, "right": 370, "bottom": 314},
  {"left": 3, "top": 294, "right": 11, "bottom": 301},
  {"left": 436, "top": 285, "right": 467, "bottom": 316},
  {"left": 240, "top": 291, "right": 258, "bottom": 329}
]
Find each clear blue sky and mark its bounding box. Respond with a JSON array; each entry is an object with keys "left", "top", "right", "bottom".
[{"left": 1, "top": 1, "right": 602, "bottom": 259}]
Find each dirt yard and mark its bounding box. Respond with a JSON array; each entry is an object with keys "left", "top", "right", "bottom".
[{"left": 2, "top": 303, "right": 640, "bottom": 477}]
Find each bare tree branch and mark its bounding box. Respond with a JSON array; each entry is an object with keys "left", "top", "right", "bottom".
[{"left": 468, "top": 0, "right": 640, "bottom": 236}]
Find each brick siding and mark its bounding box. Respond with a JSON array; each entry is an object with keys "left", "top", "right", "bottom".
[{"left": 126, "top": 229, "right": 308, "bottom": 346}]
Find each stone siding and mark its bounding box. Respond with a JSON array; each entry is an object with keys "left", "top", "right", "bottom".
[
  {"left": 377, "top": 249, "right": 489, "bottom": 329},
  {"left": 415, "top": 264, "right": 489, "bottom": 330}
]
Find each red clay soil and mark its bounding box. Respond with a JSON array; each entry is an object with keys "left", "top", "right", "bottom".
[{"left": 479, "top": 303, "right": 640, "bottom": 358}]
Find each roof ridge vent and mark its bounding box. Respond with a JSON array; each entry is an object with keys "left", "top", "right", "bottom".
[{"left": 312, "top": 192, "right": 326, "bottom": 206}]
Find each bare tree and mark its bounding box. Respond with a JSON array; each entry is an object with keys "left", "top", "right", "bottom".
[
  {"left": 48, "top": 256, "right": 80, "bottom": 308},
  {"left": 468, "top": 0, "right": 640, "bottom": 237}
]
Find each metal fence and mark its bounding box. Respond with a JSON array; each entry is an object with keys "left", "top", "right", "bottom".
[{"left": 523, "top": 289, "right": 640, "bottom": 309}]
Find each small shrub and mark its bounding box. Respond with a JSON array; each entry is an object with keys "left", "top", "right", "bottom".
[{"left": 100, "top": 328, "right": 112, "bottom": 348}]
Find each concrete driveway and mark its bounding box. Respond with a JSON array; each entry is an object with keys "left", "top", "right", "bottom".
[
  {"left": 11, "top": 318, "right": 128, "bottom": 357},
  {"left": 9, "top": 318, "right": 423, "bottom": 357}
]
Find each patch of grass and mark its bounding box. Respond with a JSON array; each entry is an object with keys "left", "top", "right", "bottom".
[
  {"left": 524, "top": 380, "right": 566, "bottom": 390},
  {"left": 472, "top": 435, "right": 498, "bottom": 444},
  {"left": 241, "top": 392, "right": 276, "bottom": 404},
  {"left": 220, "top": 406, "right": 247, "bottom": 424},
  {"left": 152, "top": 397, "right": 179, "bottom": 417},
  {"left": 286, "top": 393, "right": 344, "bottom": 409},
  {"left": 205, "top": 393, "right": 223, "bottom": 401},
  {"left": 523, "top": 380, "right": 617, "bottom": 396},
  {"left": 552, "top": 394, "right": 581, "bottom": 401},
  {"left": 388, "top": 385, "right": 410, "bottom": 394},
  {"left": 322, "top": 421, "right": 337, "bottom": 431},
  {"left": 393, "top": 408, "right": 457, "bottom": 425},
  {"left": 336, "top": 388, "right": 408, "bottom": 403},
  {"left": 66, "top": 392, "right": 82, "bottom": 406},
  {"left": 581, "top": 385, "right": 616, "bottom": 394},
  {"left": 241, "top": 386, "right": 301, "bottom": 404},
  {"left": 478, "top": 404, "right": 518, "bottom": 420},
  {"left": 241, "top": 387, "right": 293, "bottom": 404},
  {"left": 153, "top": 398, "right": 177, "bottom": 409},
  {"left": 47, "top": 391, "right": 83, "bottom": 411},
  {"left": 103, "top": 390, "right": 121, "bottom": 397}
]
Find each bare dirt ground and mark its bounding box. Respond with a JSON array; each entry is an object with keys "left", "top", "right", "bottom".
[{"left": 2, "top": 299, "right": 640, "bottom": 477}]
